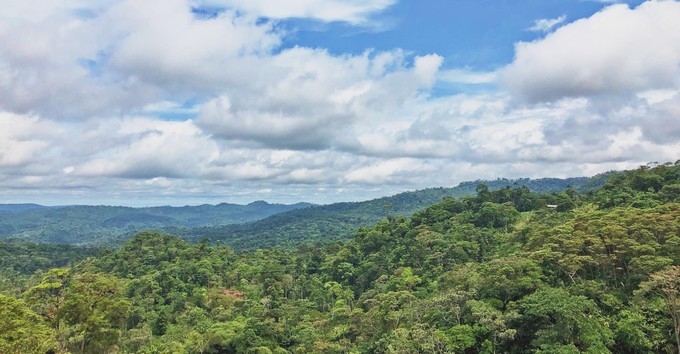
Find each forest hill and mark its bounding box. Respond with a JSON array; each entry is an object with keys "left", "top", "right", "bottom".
[{"left": 1, "top": 161, "right": 679, "bottom": 353}]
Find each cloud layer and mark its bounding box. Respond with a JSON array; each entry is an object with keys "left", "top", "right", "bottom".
[
  {"left": 503, "top": 1, "right": 680, "bottom": 102},
  {"left": 0, "top": 0, "right": 678, "bottom": 205}
]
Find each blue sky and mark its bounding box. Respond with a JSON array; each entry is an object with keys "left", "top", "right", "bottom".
[
  {"left": 284, "top": 0, "right": 641, "bottom": 67},
  {"left": 0, "top": 0, "right": 677, "bottom": 206}
]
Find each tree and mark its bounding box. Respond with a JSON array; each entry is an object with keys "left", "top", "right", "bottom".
[
  {"left": 24, "top": 267, "right": 70, "bottom": 327},
  {"left": 613, "top": 309, "right": 656, "bottom": 353},
  {"left": 636, "top": 266, "right": 680, "bottom": 354},
  {"left": 514, "top": 287, "right": 613, "bottom": 353},
  {"left": 477, "top": 257, "right": 544, "bottom": 307},
  {"left": 58, "top": 272, "right": 129, "bottom": 354},
  {"left": 0, "top": 294, "right": 56, "bottom": 353},
  {"left": 474, "top": 202, "right": 519, "bottom": 230},
  {"left": 467, "top": 300, "right": 517, "bottom": 354}
]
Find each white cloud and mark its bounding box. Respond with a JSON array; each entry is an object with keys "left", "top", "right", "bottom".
[
  {"left": 75, "top": 118, "right": 219, "bottom": 179},
  {"left": 107, "top": 0, "right": 281, "bottom": 89},
  {"left": 197, "top": 50, "right": 443, "bottom": 150},
  {"left": 0, "top": 0, "right": 440, "bottom": 152},
  {"left": 638, "top": 92, "right": 680, "bottom": 144},
  {"left": 344, "top": 158, "right": 435, "bottom": 184},
  {"left": 0, "top": 112, "right": 58, "bottom": 168},
  {"left": 439, "top": 69, "right": 497, "bottom": 85},
  {"left": 491, "top": 0, "right": 680, "bottom": 171},
  {"left": 1, "top": 105, "right": 672, "bottom": 205},
  {"left": 0, "top": 0, "right": 282, "bottom": 118},
  {"left": 0, "top": 0, "right": 678, "bottom": 206},
  {"left": 502, "top": 1, "right": 680, "bottom": 103},
  {"left": 199, "top": 0, "right": 397, "bottom": 24},
  {"left": 528, "top": 15, "right": 566, "bottom": 32}
]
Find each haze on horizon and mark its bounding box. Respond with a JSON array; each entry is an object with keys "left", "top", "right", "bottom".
[{"left": 1, "top": 0, "right": 679, "bottom": 207}]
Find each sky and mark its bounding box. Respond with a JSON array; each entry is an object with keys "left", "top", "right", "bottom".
[{"left": 1, "top": 0, "right": 679, "bottom": 206}]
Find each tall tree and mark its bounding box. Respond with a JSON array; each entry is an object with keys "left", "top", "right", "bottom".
[
  {"left": 0, "top": 294, "right": 56, "bottom": 354},
  {"left": 58, "top": 272, "right": 129, "bottom": 354},
  {"left": 637, "top": 266, "right": 680, "bottom": 354}
]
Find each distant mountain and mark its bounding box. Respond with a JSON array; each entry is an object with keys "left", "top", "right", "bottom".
[
  {"left": 0, "top": 201, "right": 312, "bottom": 245},
  {"left": 0, "top": 204, "right": 50, "bottom": 213},
  {"left": 176, "top": 173, "right": 615, "bottom": 250},
  {"left": 0, "top": 173, "right": 615, "bottom": 248}
]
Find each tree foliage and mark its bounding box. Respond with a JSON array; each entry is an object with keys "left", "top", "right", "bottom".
[{"left": 0, "top": 162, "right": 678, "bottom": 352}]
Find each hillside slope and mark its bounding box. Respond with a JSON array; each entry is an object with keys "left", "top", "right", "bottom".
[
  {"left": 1, "top": 162, "right": 676, "bottom": 353},
  {"left": 0, "top": 173, "right": 613, "bottom": 247},
  {"left": 179, "top": 174, "right": 614, "bottom": 249},
  {"left": 0, "top": 201, "right": 311, "bottom": 245}
]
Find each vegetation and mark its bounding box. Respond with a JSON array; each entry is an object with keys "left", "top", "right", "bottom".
[
  {"left": 0, "top": 163, "right": 677, "bottom": 353},
  {"left": 176, "top": 175, "right": 612, "bottom": 250},
  {"left": 0, "top": 176, "right": 607, "bottom": 249},
  {"left": 0, "top": 242, "right": 100, "bottom": 296},
  {"left": 0, "top": 201, "right": 311, "bottom": 246}
]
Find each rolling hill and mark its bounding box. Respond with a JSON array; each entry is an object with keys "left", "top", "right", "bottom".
[
  {"left": 0, "top": 201, "right": 311, "bottom": 245},
  {"left": 0, "top": 173, "right": 615, "bottom": 247},
  {"left": 175, "top": 174, "right": 615, "bottom": 249}
]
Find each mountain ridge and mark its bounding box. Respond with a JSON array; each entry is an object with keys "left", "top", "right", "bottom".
[
  {"left": 0, "top": 172, "right": 617, "bottom": 247},
  {"left": 173, "top": 173, "right": 616, "bottom": 249},
  {"left": 0, "top": 201, "right": 313, "bottom": 245}
]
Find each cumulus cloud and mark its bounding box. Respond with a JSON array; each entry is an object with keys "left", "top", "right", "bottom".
[
  {"left": 528, "top": 15, "right": 566, "bottom": 32},
  {"left": 0, "top": 112, "right": 59, "bottom": 168},
  {"left": 106, "top": 0, "right": 281, "bottom": 91},
  {"left": 197, "top": 50, "right": 443, "bottom": 150},
  {"left": 0, "top": 0, "right": 678, "bottom": 206},
  {"left": 491, "top": 0, "right": 680, "bottom": 170},
  {"left": 502, "top": 1, "right": 680, "bottom": 103},
  {"left": 76, "top": 118, "right": 220, "bottom": 179},
  {"left": 0, "top": 0, "right": 285, "bottom": 118},
  {"left": 2, "top": 103, "right": 672, "bottom": 205},
  {"left": 344, "top": 158, "right": 435, "bottom": 184},
  {"left": 0, "top": 0, "right": 439, "bottom": 137},
  {"left": 0, "top": 0, "right": 398, "bottom": 120},
  {"left": 338, "top": 85, "right": 679, "bottom": 167},
  {"left": 633, "top": 92, "right": 680, "bottom": 144}
]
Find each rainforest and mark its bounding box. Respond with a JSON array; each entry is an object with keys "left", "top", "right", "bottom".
[
  {"left": 1, "top": 162, "right": 679, "bottom": 353},
  {"left": 3, "top": 1, "right": 680, "bottom": 353}
]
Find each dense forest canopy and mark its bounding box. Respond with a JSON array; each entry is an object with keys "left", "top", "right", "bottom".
[{"left": 0, "top": 162, "right": 678, "bottom": 353}]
